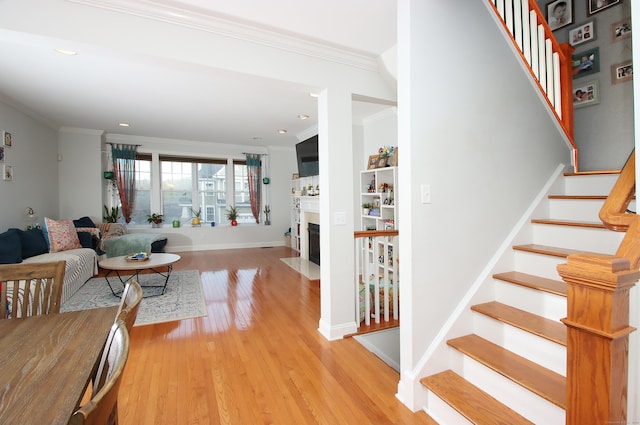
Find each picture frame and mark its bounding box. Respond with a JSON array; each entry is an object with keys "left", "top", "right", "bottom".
[
  {"left": 568, "top": 20, "right": 596, "bottom": 46},
  {"left": 291, "top": 173, "right": 299, "bottom": 180},
  {"left": 376, "top": 156, "right": 388, "bottom": 169},
  {"left": 611, "top": 18, "right": 631, "bottom": 43},
  {"left": 546, "top": 0, "right": 573, "bottom": 31},
  {"left": 3, "top": 164, "right": 13, "bottom": 181},
  {"left": 572, "top": 47, "right": 599, "bottom": 79},
  {"left": 573, "top": 80, "right": 599, "bottom": 109},
  {"left": 611, "top": 60, "right": 633, "bottom": 84},
  {"left": 0, "top": 145, "right": 4, "bottom": 163},
  {"left": 3, "top": 131, "right": 12, "bottom": 147},
  {"left": 367, "top": 154, "right": 380, "bottom": 170},
  {"left": 388, "top": 148, "right": 398, "bottom": 167},
  {"left": 587, "top": 0, "right": 621, "bottom": 16}
]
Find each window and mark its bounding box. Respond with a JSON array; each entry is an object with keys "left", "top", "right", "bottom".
[
  {"left": 233, "top": 161, "right": 253, "bottom": 224},
  {"left": 130, "top": 155, "right": 151, "bottom": 225},
  {"left": 197, "top": 162, "right": 227, "bottom": 224}
]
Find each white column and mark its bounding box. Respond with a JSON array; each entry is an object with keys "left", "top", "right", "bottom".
[{"left": 317, "top": 88, "right": 358, "bottom": 340}]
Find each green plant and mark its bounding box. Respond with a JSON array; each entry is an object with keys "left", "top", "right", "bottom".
[
  {"left": 263, "top": 205, "right": 270, "bottom": 215},
  {"left": 103, "top": 205, "right": 120, "bottom": 223},
  {"left": 362, "top": 203, "right": 372, "bottom": 209},
  {"left": 226, "top": 206, "right": 239, "bottom": 221},
  {"left": 191, "top": 208, "right": 201, "bottom": 218},
  {"left": 146, "top": 213, "right": 164, "bottom": 224}
]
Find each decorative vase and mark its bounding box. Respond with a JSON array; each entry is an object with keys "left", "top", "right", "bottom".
[
  {"left": 231, "top": 220, "right": 238, "bottom": 226},
  {"left": 152, "top": 222, "right": 161, "bottom": 228}
]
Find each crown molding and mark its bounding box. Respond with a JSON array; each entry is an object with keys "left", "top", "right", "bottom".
[{"left": 68, "top": 0, "right": 381, "bottom": 72}]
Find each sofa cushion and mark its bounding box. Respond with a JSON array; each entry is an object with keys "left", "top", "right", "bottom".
[
  {"left": 76, "top": 231, "right": 94, "bottom": 249},
  {"left": 73, "top": 216, "right": 97, "bottom": 228},
  {"left": 0, "top": 230, "right": 22, "bottom": 264},
  {"left": 43, "top": 218, "right": 82, "bottom": 253},
  {"left": 10, "top": 228, "right": 48, "bottom": 258}
]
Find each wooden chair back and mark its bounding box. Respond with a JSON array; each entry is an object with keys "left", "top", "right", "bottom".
[
  {"left": 0, "top": 261, "right": 66, "bottom": 319},
  {"left": 68, "top": 320, "right": 130, "bottom": 425},
  {"left": 115, "top": 280, "right": 143, "bottom": 331}
]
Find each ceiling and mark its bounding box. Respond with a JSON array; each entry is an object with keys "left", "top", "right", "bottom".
[{"left": 0, "top": 0, "right": 397, "bottom": 148}]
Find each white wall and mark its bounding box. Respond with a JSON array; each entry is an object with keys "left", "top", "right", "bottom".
[
  {"left": 0, "top": 99, "right": 59, "bottom": 231},
  {"left": 396, "top": 0, "right": 571, "bottom": 408}
]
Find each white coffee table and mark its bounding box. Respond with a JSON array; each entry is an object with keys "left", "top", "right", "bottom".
[{"left": 98, "top": 253, "right": 181, "bottom": 297}]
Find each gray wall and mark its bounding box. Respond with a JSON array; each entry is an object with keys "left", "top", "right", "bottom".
[{"left": 538, "top": 0, "right": 634, "bottom": 170}]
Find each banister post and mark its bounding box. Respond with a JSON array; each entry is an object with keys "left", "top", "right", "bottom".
[{"left": 558, "top": 253, "right": 638, "bottom": 425}]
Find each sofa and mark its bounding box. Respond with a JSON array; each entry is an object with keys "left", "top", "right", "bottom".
[{"left": 0, "top": 223, "right": 97, "bottom": 304}]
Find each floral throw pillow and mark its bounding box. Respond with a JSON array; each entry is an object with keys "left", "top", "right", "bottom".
[{"left": 43, "top": 218, "right": 81, "bottom": 253}]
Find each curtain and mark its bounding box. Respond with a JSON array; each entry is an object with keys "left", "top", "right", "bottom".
[
  {"left": 245, "top": 153, "right": 261, "bottom": 224},
  {"left": 111, "top": 144, "right": 138, "bottom": 223}
]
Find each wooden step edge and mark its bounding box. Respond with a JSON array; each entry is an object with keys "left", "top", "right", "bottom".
[
  {"left": 564, "top": 169, "right": 620, "bottom": 176},
  {"left": 471, "top": 301, "right": 567, "bottom": 346},
  {"left": 531, "top": 219, "right": 606, "bottom": 229},
  {"left": 548, "top": 195, "right": 607, "bottom": 199},
  {"left": 512, "top": 244, "right": 590, "bottom": 258},
  {"left": 493, "top": 271, "right": 567, "bottom": 297},
  {"left": 421, "top": 370, "right": 534, "bottom": 425},
  {"left": 447, "top": 334, "right": 566, "bottom": 409}
]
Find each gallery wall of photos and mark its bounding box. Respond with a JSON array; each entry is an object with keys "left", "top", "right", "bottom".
[{"left": 1, "top": 130, "right": 12, "bottom": 181}]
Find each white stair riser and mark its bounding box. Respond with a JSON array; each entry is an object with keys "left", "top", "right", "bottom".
[
  {"left": 494, "top": 280, "right": 566, "bottom": 321},
  {"left": 473, "top": 313, "right": 566, "bottom": 375},
  {"left": 532, "top": 225, "right": 624, "bottom": 254},
  {"left": 562, "top": 174, "right": 617, "bottom": 195},
  {"left": 548, "top": 199, "right": 605, "bottom": 221},
  {"left": 457, "top": 353, "right": 566, "bottom": 425},
  {"left": 513, "top": 251, "right": 567, "bottom": 280},
  {"left": 425, "top": 393, "right": 473, "bottom": 425}
]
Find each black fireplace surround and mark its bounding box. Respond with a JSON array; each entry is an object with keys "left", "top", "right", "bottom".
[{"left": 308, "top": 223, "right": 320, "bottom": 265}]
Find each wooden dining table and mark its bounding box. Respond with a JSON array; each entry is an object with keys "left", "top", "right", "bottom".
[{"left": 0, "top": 306, "right": 119, "bottom": 425}]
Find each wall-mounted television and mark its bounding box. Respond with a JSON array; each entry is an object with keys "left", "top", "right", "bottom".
[{"left": 295, "top": 135, "right": 319, "bottom": 177}]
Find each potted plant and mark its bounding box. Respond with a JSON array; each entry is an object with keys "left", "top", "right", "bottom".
[
  {"left": 147, "top": 213, "right": 164, "bottom": 228},
  {"left": 191, "top": 208, "right": 201, "bottom": 226},
  {"left": 103, "top": 205, "right": 120, "bottom": 223},
  {"left": 226, "top": 206, "right": 239, "bottom": 226},
  {"left": 362, "top": 203, "right": 372, "bottom": 216},
  {"left": 263, "top": 205, "right": 271, "bottom": 226}
]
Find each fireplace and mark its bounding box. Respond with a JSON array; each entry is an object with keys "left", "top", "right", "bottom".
[{"left": 308, "top": 223, "right": 320, "bottom": 265}]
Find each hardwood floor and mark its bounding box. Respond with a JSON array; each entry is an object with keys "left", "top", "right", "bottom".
[{"left": 114, "top": 247, "right": 435, "bottom": 424}]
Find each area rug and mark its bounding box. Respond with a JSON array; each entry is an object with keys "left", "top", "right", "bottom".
[{"left": 61, "top": 270, "right": 207, "bottom": 326}]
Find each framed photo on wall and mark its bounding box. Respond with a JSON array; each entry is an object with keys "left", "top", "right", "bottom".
[
  {"left": 3, "top": 164, "right": 13, "bottom": 181},
  {"left": 587, "top": 0, "right": 621, "bottom": 16},
  {"left": 611, "top": 18, "right": 631, "bottom": 43},
  {"left": 568, "top": 20, "right": 596, "bottom": 46},
  {"left": 573, "top": 80, "right": 599, "bottom": 109},
  {"left": 3, "top": 131, "right": 11, "bottom": 147},
  {"left": 546, "top": 0, "right": 573, "bottom": 31},
  {"left": 611, "top": 60, "right": 633, "bottom": 84},
  {"left": 572, "top": 47, "right": 599, "bottom": 79}
]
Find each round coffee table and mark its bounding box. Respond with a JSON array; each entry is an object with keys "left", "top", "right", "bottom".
[{"left": 98, "top": 253, "right": 181, "bottom": 297}]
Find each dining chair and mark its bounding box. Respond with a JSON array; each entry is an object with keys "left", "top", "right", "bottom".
[
  {"left": 68, "top": 320, "right": 130, "bottom": 425},
  {"left": 0, "top": 260, "right": 66, "bottom": 319},
  {"left": 115, "top": 280, "right": 143, "bottom": 331}
]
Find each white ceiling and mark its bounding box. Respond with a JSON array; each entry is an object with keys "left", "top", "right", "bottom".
[{"left": 0, "top": 0, "right": 397, "bottom": 148}]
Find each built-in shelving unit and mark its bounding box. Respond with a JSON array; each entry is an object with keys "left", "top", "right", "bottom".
[
  {"left": 360, "top": 166, "right": 397, "bottom": 231},
  {"left": 290, "top": 176, "right": 320, "bottom": 253}
]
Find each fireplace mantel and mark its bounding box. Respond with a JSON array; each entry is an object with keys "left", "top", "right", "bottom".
[{"left": 299, "top": 197, "right": 319, "bottom": 261}]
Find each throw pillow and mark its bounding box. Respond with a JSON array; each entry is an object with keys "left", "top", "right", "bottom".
[
  {"left": 73, "top": 216, "right": 96, "bottom": 228},
  {"left": 10, "top": 228, "right": 48, "bottom": 259},
  {"left": 43, "top": 217, "right": 81, "bottom": 253},
  {"left": 76, "top": 231, "right": 93, "bottom": 249},
  {"left": 0, "top": 230, "right": 22, "bottom": 264}
]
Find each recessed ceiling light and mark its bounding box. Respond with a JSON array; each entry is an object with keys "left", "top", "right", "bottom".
[
  {"left": 309, "top": 93, "right": 318, "bottom": 98},
  {"left": 298, "top": 114, "right": 309, "bottom": 120},
  {"left": 119, "top": 123, "right": 130, "bottom": 127},
  {"left": 252, "top": 137, "right": 262, "bottom": 140},
  {"left": 277, "top": 129, "right": 287, "bottom": 134},
  {"left": 54, "top": 49, "right": 77, "bottom": 55}
]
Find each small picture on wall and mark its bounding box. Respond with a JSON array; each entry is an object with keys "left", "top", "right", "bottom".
[
  {"left": 3, "top": 164, "right": 13, "bottom": 181},
  {"left": 587, "top": 0, "right": 621, "bottom": 16},
  {"left": 611, "top": 18, "right": 631, "bottom": 43},
  {"left": 568, "top": 21, "right": 596, "bottom": 46},
  {"left": 0, "top": 145, "right": 4, "bottom": 163},
  {"left": 572, "top": 47, "right": 599, "bottom": 79},
  {"left": 573, "top": 80, "right": 599, "bottom": 109},
  {"left": 546, "top": 0, "right": 573, "bottom": 31},
  {"left": 611, "top": 60, "right": 633, "bottom": 84},
  {"left": 3, "top": 131, "right": 12, "bottom": 147}
]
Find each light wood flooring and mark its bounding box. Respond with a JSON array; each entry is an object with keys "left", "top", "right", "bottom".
[{"left": 111, "top": 247, "right": 435, "bottom": 425}]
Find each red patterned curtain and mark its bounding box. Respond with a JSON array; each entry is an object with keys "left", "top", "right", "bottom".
[
  {"left": 245, "top": 154, "right": 261, "bottom": 224},
  {"left": 111, "top": 144, "right": 139, "bottom": 223}
]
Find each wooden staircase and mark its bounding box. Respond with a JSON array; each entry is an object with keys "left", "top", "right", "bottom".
[{"left": 420, "top": 171, "right": 632, "bottom": 423}]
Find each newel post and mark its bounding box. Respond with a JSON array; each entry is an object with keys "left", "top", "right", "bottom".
[{"left": 558, "top": 253, "right": 638, "bottom": 425}]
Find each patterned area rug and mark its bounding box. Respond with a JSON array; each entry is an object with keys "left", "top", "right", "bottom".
[{"left": 61, "top": 270, "right": 207, "bottom": 326}]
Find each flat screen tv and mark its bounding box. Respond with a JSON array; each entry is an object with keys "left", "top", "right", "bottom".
[{"left": 296, "top": 135, "right": 319, "bottom": 177}]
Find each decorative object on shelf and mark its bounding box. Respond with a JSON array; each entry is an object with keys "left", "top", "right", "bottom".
[
  {"left": 262, "top": 177, "right": 270, "bottom": 184},
  {"left": 147, "top": 213, "right": 164, "bottom": 228},
  {"left": 172, "top": 220, "right": 180, "bottom": 228},
  {"left": 377, "top": 145, "right": 395, "bottom": 157},
  {"left": 25, "top": 207, "right": 39, "bottom": 230},
  {"left": 376, "top": 156, "right": 388, "bottom": 168},
  {"left": 367, "top": 155, "right": 379, "bottom": 170},
  {"left": 191, "top": 208, "right": 201, "bottom": 226},
  {"left": 210, "top": 221, "right": 216, "bottom": 227},
  {"left": 264, "top": 205, "right": 271, "bottom": 225},
  {"left": 103, "top": 205, "right": 120, "bottom": 223},
  {"left": 226, "top": 206, "right": 239, "bottom": 226},
  {"left": 362, "top": 203, "right": 372, "bottom": 216}
]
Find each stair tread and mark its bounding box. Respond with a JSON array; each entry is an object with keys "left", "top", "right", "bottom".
[
  {"left": 512, "top": 243, "right": 601, "bottom": 258},
  {"left": 421, "top": 370, "right": 534, "bottom": 425},
  {"left": 531, "top": 218, "right": 606, "bottom": 228},
  {"left": 447, "top": 334, "right": 566, "bottom": 409},
  {"left": 548, "top": 195, "right": 608, "bottom": 199},
  {"left": 493, "top": 271, "right": 567, "bottom": 296},
  {"left": 471, "top": 301, "right": 567, "bottom": 345}
]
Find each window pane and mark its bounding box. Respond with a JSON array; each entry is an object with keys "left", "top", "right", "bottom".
[
  {"left": 130, "top": 159, "right": 151, "bottom": 224},
  {"left": 197, "top": 163, "right": 226, "bottom": 224},
  {"left": 161, "top": 161, "right": 193, "bottom": 223},
  {"left": 234, "top": 163, "right": 252, "bottom": 223}
]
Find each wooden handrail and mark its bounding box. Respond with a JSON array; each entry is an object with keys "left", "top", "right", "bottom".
[{"left": 354, "top": 230, "right": 399, "bottom": 239}]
